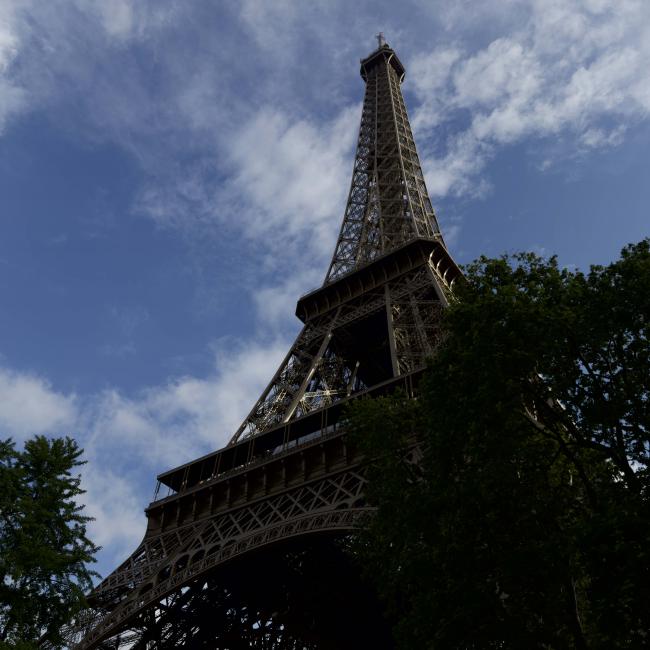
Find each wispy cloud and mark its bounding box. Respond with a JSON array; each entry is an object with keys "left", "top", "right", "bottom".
[
  {"left": 3, "top": 1, "right": 650, "bottom": 215},
  {"left": 217, "top": 104, "right": 359, "bottom": 263},
  {"left": 410, "top": 0, "right": 650, "bottom": 197},
  {"left": 0, "top": 333, "right": 289, "bottom": 572},
  {"left": 4, "top": 0, "right": 648, "bottom": 290},
  {"left": 0, "top": 2, "right": 27, "bottom": 132},
  {"left": 0, "top": 368, "right": 76, "bottom": 438},
  {"left": 134, "top": 101, "right": 359, "bottom": 303}
]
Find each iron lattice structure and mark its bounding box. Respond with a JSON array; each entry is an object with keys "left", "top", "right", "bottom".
[{"left": 68, "top": 40, "right": 462, "bottom": 649}]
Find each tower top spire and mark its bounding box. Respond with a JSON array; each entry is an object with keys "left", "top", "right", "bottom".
[{"left": 360, "top": 37, "right": 405, "bottom": 82}]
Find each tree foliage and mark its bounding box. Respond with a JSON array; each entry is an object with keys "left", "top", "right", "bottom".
[
  {"left": 350, "top": 240, "right": 650, "bottom": 649},
  {"left": 0, "top": 436, "right": 99, "bottom": 648}
]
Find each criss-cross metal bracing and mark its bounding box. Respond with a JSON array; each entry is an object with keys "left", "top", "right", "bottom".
[
  {"left": 230, "top": 250, "right": 453, "bottom": 442},
  {"left": 70, "top": 40, "right": 462, "bottom": 650},
  {"left": 66, "top": 452, "right": 373, "bottom": 648},
  {"left": 326, "top": 45, "right": 442, "bottom": 282},
  {"left": 229, "top": 44, "right": 454, "bottom": 444}
]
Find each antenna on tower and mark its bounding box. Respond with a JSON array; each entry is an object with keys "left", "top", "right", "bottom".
[{"left": 376, "top": 32, "right": 386, "bottom": 48}]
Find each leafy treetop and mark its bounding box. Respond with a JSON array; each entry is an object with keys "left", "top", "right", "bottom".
[
  {"left": 350, "top": 239, "right": 650, "bottom": 649},
  {"left": 0, "top": 436, "right": 99, "bottom": 649}
]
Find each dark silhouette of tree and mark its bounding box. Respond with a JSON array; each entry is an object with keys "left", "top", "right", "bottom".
[
  {"left": 351, "top": 240, "right": 650, "bottom": 649},
  {"left": 0, "top": 436, "right": 99, "bottom": 648}
]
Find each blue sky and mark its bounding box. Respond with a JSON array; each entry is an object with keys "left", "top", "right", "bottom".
[{"left": 1, "top": 0, "right": 649, "bottom": 578}]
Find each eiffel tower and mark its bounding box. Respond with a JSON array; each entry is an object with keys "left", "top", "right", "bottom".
[{"left": 70, "top": 36, "right": 462, "bottom": 649}]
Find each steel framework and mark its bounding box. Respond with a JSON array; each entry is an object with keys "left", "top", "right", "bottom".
[{"left": 68, "top": 39, "right": 462, "bottom": 649}]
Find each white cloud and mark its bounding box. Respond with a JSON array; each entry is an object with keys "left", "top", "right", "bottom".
[
  {"left": 421, "top": 130, "right": 492, "bottom": 200},
  {"left": 453, "top": 39, "right": 541, "bottom": 109},
  {"left": 82, "top": 336, "right": 289, "bottom": 567},
  {"left": 0, "top": 332, "right": 290, "bottom": 573},
  {"left": 0, "top": 0, "right": 190, "bottom": 151},
  {"left": 580, "top": 125, "right": 626, "bottom": 149},
  {"left": 92, "top": 0, "right": 136, "bottom": 39},
  {"left": 81, "top": 336, "right": 290, "bottom": 468},
  {"left": 4, "top": 0, "right": 645, "bottom": 271},
  {"left": 0, "top": 3, "right": 26, "bottom": 133},
  {"left": 2, "top": 0, "right": 650, "bottom": 228},
  {"left": 438, "top": 212, "right": 463, "bottom": 251},
  {"left": 0, "top": 368, "right": 77, "bottom": 439},
  {"left": 220, "top": 104, "right": 359, "bottom": 259},
  {"left": 409, "top": 46, "right": 462, "bottom": 132},
  {"left": 82, "top": 468, "right": 146, "bottom": 568},
  {"left": 136, "top": 103, "right": 359, "bottom": 273},
  {"left": 238, "top": 0, "right": 301, "bottom": 53},
  {"left": 253, "top": 267, "right": 324, "bottom": 335},
  {"left": 0, "top": 2, "right": 356, "bottom": 278},
  {"left": 411, "top": 0, "right": 650, "bottom": 197}
]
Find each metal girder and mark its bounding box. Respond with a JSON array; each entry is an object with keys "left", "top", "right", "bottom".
[
  {"left": 68, "top": 469, "right": 370, "bottom": 649},
  {"left": 97, "top": 533, "right": 390, "bottom": 650},
  {"left": 229, "top": 41, "right": 452, "bottom": 444},
  {"left": 71, "top": 40, "right": 462, "bottom": 650},
  {"left": 326, "top": 46, "right": 443, "bottom": 282},
  {"left": 231, "top": 261, "right": 445, "bottom": 441}
]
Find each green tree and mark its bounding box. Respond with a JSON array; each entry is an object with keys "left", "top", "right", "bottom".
[
  {"left": 350, "top": 240, "right": 650, "bottom": 649},
  {"left": 0, "top": 436, "right": 99, "bottom": 648}
]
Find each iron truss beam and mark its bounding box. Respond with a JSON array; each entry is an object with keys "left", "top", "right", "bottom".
[{"left": 69, "top": 39, "right": 462, "bottom": 650}]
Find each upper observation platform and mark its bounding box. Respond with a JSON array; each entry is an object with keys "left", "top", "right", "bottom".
[{"left": 360, "top": 41, "right": 406, "bottom": 82}]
